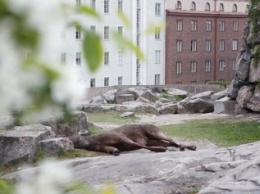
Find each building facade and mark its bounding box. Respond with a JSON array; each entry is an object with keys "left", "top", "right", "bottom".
[
  {"left": 61, "top": 0, "right": 166, "bottom": 88},
  {"left": 165, "top": 0, "right": 249, "bottom": 84}
]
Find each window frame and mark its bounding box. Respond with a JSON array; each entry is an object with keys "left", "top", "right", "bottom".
[
  {"left": 191, "top": 40, "right": 197, "bottom": 52},
  {"left": 190, "top": 61, "right": 197, "bottom": 73},
  {"left": 76, "top": 52, "right": 81, "bottom": 66},
  {"left": 155, "top": 50, "right": 161, "bottom": 64},
  {"left": 104, "top": 77, "right": 109, "bottom": 86},
  {"left": 177, "top": 20, "right": 183, "bottom": 31},
  {"left": 232, "top": 39, "right": 238, "bottom": 51},
  {"left": 104, "top": 0, "right": 109, "bottom": 14},
  {"left": 155, "top": 3, "right": 161, "bottom": 16},
  {"left": 104, "top": 26, "right": 109, "bottom": 40},
  {"left": 176, "top": 40, "right": 183, "bottom": 52},
  {"left": 205, "top": 60, "right": 211, "bottom": 72},
  {"left": 176, "top": 61, "right": 182, "bottom": 74},
  {"left": 104, "top": 52, "right": 109, "bottom": 65},
  {"left": 191, "top": 20, "right": 197, "bottom": 31}
]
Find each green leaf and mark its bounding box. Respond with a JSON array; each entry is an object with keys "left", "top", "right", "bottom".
[
  {"left": 82, "top": 30, "right": 103, "bottom": 72},
  {"left": 76, "top": 5, "right": 101, "bottom": 20},
  {"left": 112, "top": 31, "right": 144, "bottom": 60},
  {"left": 118, "top": 12, "right": 131, "bottom": 28}
]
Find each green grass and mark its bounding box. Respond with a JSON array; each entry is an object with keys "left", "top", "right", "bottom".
[
  {"left": 87, "top": 112, "right": 139, "bottom": 125},
  {"left": 161, "top": 119, "right": 260, "bottom": 147}
]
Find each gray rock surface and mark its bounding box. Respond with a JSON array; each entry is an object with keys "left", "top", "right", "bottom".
[
  {"left": 42, "top": 111, "right": 89, "bottom": 137},
  {"left": 163, "top": 88, "right": 188, "bottom": 99},
  {"left": 179, "top": 98, "right": 214, "bottom": 113},
  {"left": 103, "top": 89, "right": 117, "bottom": 103},
  {"left": 39, "top": 137, "right": 74, "bottom": 156},
  {"left": 140, "top": 91, "right": 157, "bottom": 102},
  {"left": 0, "top": 124, "right": 54, "bottom": 166},
  {"left": 214, "top": 97, "right": 237, "bottom": 114},
  {"left": 3, "top": 141, "right": 260, "bottom": 194},
  {"left": 116, "top": 94, "right": 135, "bottom": 104}
]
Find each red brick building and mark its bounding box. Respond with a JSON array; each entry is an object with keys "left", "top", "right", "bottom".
[{"left": 165, "top": 8, "right": 247, "bottom": 84}]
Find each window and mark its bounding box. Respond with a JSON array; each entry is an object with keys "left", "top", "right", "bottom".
[
  {"left": 75, "top": 25, "right": 81, "bottom": 39},
  {"left": 155, "top": 50, "right": 161, "bottom": 63},
  {"left": 155, "top": 27, "right": 160, "bottom": 40},
  {"left": 104, "top": 52, "right": 109, "bottom": 65},
  {"left": 118, "top": 26, "right": 123, "bottom": 36},
  {"left": 232, "top": 60, "right": 236, "bottom": 70},
  {"left": 219, "top": 60, "right": 225, "bottom": 71},
  {"left": 155, "top": 74, "right": 160, "bottom": 85},
  {"left": 191, "top": 2, "right": 196, "bottom": 10},
  {"left": 233, "top": 22, "right": 239, "bottom": 31},
  {"left": 191, "top": 40, "right": 197, "bottom": 52},
  {"left": 90, "top": 0, "right": 96, "bottom": 10},
  {"left": 206, "top": 20, "right": 212, "bottom": 31},
  {"left": 76, "top": 52, "right": 81, "bottom": 66},
  {"left": 104, "top": 0, "right": 109, "bottom": 13},
  {"left": 118, "top": 51, "right": 123, "bottom": 66},
  {"left": 176, "top": 40, "right": 183, "bottom": 52},
  {"left": 176, "top": 1, "right": 182, "bottom": 10},
  {"left": 61, "top": 52, "right": 66, "bottom": 65},
  {"left": 76, "top": 0, "right": 81, "bottom": 6},
  {"left": 104, "top": 77, "right": 109, "bottom": 86},
  {"left": 219, "top": 21, "right": 225, "bottom": 31},
  {"left": 191, "top": 61, "right": 197, "bottom": 73},
  {"left": 118, "top": 76, "right": 123, "bottom": 85},
  {"left": 176, "top": 62, "right": 182, "bottom": 73},
  {"left": 155, "top": 3, "right": 161, "bottom": 16},
  {"left": 205, "top": 60, "right": 211, "bottom": 72},
  {"left": 232, "top": 39, "right": 238, "bottom": 50},
  {"left": 205, "top": 2, "right": 210, "bottom": 11},
  {"left": 205, "top": 40, "right": 211, "bottom": 51},
  {"left": 232, "top": 4, "right": 237, "bottom": 12},
  {"left": 104, "top": 26, "right": 109, "bottom": 40},
  {"left": 90, "top": 78, "right": 96, "bottom": 88},
  {"left": 90, "top": 25, "right": 96, "bottom": 33},
  {"left": 219, "top": 3, "right": 224, "bottom": 11},
  {"left": 219, "top": 40, "right": 225, "bottom": 51},
  {"left": 177, "top": 20, "right": 183, "bottom": 31},
  {"left": 118, "top": 0, "right": 123, "bottom": 13},
  {"left": 191, "top": 20, "right": 197, "bottom": 31}
]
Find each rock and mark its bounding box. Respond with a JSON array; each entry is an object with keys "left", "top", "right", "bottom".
[
  {"left": 236, "top": 85, "right": 254, "bottom": 109},
  {"left": 158, "top": 104, "right": 178, "bottom": 114},
  {"left": 249, "top": 46, "right": 260, "bottom": 83},
  {"left": 4, "top": 142, "right": 260, "bottom": 194},
  {"left": 120, "top": 112, "right": 135, "bottom": 118},
  {"left": 88, "top": 96, "right": 107, "bottom": 104},
  {"left": 136, "top": 96, "right": 150, "bottom": 104},
  {"left": 103, "top": 89, "right": 117, "bottom": 103},
  {"left": 236, "top": 49, "right": 250, "bottom": 81},
  {"left": 140, "top": 91, "right": 157, "bottom": 102},
  {"left": 151, "top": 86, "right": 162, "bottom": 93},
  {"left": 42, "top": 111, "right": 89, "bottom": 137},
  {"left": 162, "top": 88, "right": 188, "bottom": 99},
  {"left": 214, "top": 97, "right": 236, "bottom": 114},
  {"left": 191, "top": 91, "right": 214, "bottom": 101},
  {"left": 179, "top": 98, "right": 214, "bottom": 113},
  {"left": 39, "top": 137, "right": 74, "bottom": 156},
  {"left": 176, "top": 104, "right": 187, "bottom": 114},
  {"left": 116, "top": 88, "right": 139, "bottom": 100},
  {"left": 81, "top": 104, "right": 116, "bottom": 113},
  {"left": 234, "top": 104, "right": 249, "bottom": 114},
  {"left": 117, "top": 102, "right": 159, "bottom": 115},
  {"left": 247, "top": 85, "right": 260, "bottom": 112},
  {"left": 210, "top": 90, "right": 227, "bottom": 101},
  {"left": 157, "top": 97, "right": 171, "bottom": 104},
  {"left": 0, "top": 124, "right": 54, "bottom": 166},
  {"left": 116, "top": 94, "right": 135, "bottom": 104},
  {"left": 227, "top": 79, "right": 240, "bottom": 99}
]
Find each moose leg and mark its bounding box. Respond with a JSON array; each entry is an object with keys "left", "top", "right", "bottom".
[
  {"left": 146, "top": 131, "right": 196, "bottom": 151},
  {"left": 93, "top": 144, "right": 120, "bottom": 156}
]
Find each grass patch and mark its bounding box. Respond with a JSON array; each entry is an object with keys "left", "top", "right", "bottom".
[
  {"left": 87, "top": 112, "right": 139, "bottom": 125},
  {"left": 161, "top": 119, "right": 260, "bottom": 147}
]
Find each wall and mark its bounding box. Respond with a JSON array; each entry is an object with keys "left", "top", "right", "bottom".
[{"left": 85, "top": 84, "right": 224, "bottom": 100}]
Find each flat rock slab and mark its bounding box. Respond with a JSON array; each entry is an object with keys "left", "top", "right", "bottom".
[{"left": 3, "top": 141, "right": 260, "bottom": 194}]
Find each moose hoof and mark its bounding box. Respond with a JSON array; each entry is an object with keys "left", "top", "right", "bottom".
[
  {"left": 113, "top": 150, "right": 120, "bottom": 156},
  {"left": 189, "top": 145, "right": 196, "bottom": 151}
]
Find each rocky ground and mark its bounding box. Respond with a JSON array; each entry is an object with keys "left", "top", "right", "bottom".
[{"left": 3, "top": 113, "right": 260, "bottom": 194}]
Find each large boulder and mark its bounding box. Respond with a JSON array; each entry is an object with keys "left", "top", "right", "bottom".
[
  {"left": 179, "top": 98, "right": 214, "bottom": 113},
  {"left": 0, "top": 124, "right": 54, "bottom": 166},
  {"left": 214, "top": 97, "right": 237, "bottom": 114},
  {"left": 39, "top": 137, "right": 74, "bottom": 157},
  {"left": 88, "top": 96, "right": 107, "bottom": 105},
  {"left": 116, "top": 88, "right": 139, "bottom": 100},
  {"left": 158, "top": 104, "right": 178, "bottom": 114},
  {"left": 102, "top": 89, "right": 117, "bottom": 103},
  {"left": 140, "top": 91, "right": 157, "bottom": 103},
  {"left": 162, "top": 88, "right": 188, "bottom": 99},
  {"left": 42, "top": 111, "right": 89, "bottom": 137},
  {"left": 116, "top": 94, "right": 135, "bottom": 104},
  {"left": 190, "top": 91, "right": 214, "bottom": 101},
  {"left": 117, "top": 102, "right": 159, "bottom": 115},
  {"left": 236, "top": 85, "right": 254, "bottom": 109}
]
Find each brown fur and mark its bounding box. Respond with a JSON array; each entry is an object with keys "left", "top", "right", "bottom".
[{"left": 69, "top": 124, "right": 196, "bottom": 156}]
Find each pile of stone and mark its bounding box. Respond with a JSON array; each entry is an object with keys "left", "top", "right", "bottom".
[
  {"left": 79, "top": 86, "right": 229, "bottom": 115},
  {"left": 0, "top": 111, "right": 89, "bottom": 166}
]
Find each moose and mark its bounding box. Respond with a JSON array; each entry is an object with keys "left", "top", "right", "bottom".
[{"left": 69, "top": 124, "right": 196, "bottom": 156}]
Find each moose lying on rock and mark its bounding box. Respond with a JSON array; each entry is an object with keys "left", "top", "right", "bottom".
[{"left": 69, "top": 124, "right": 196, "bottom": 156}]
